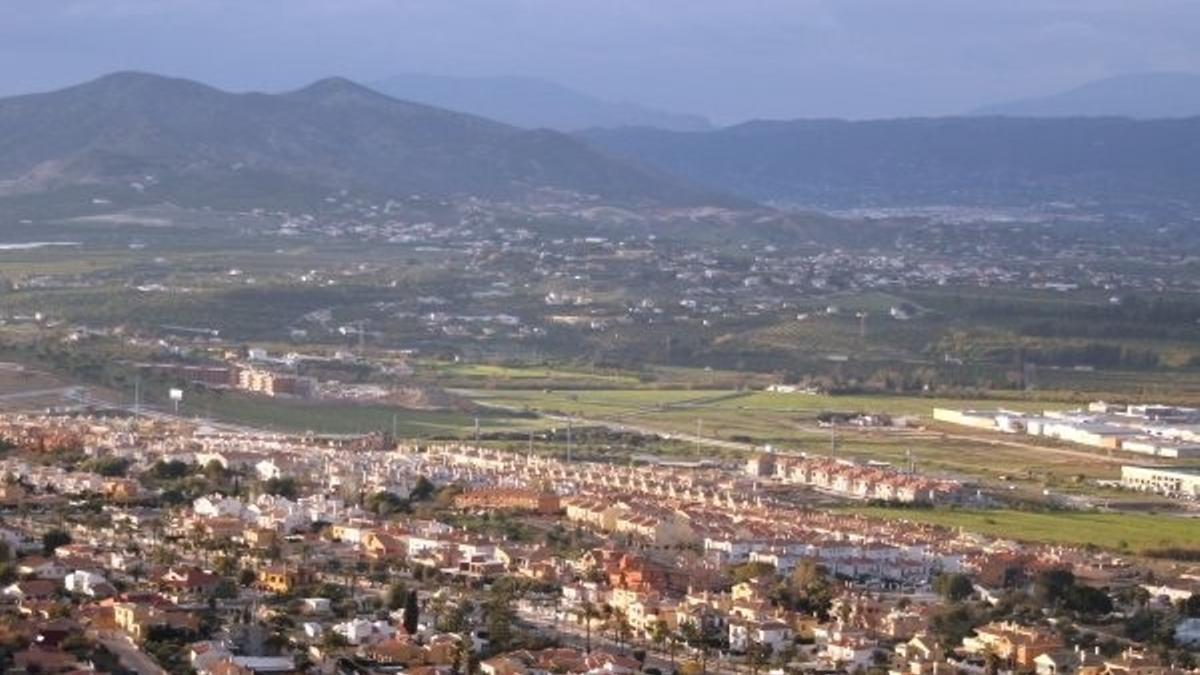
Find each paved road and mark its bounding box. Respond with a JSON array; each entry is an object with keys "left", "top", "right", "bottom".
[
  {"left": 518, "top": 608, "right": 746, "bottom": 675},
  {"left": 92, "top": 630, "right": 167, "bottom": 675},
  {"left": 0, "top": 386, "right": 82, "bottom": 401}
]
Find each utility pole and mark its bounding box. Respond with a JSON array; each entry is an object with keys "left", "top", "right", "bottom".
[
  {"left": 133, "top": 377, "right": 141, "bottom": 417},
  {"left": 566, "top": 419, "right": 573, "bottom": 463},
  {"left": 695, "top": 418, "right": 703, "bottom": 454}
]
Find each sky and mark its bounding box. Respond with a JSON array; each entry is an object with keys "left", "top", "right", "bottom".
[{"left": 2, "top": 0, "right": 1199, "bottom": 124}]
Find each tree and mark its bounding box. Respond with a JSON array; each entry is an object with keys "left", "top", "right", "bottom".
[
  {"left": 214, "top": 555, "right": 238, "bottom": 577},
  {"left": 747, "top": 640, "right": 773, "bottom": 675},
  {"left": 442, "top": 600, "right": 473, "bottom": 634},
  {"left": 387, "top": 582, "right": 409, "bottom": 611},
  {"left": 1065, "top": 585, "right": 1114, "bottom": 617},
  {"left": 367, "top": 490, "right": 408, "bottom": 516},
  {"left": 680, "top": 620, "right": 722, "bottom": 675},
  {"left": 731, "top": 561, "right": 776, "bottom": 585},
  {"left": 146, "top": 459, "right": 193, "bottom": 481},
  {"left": 651, "top": 621, "right": 672, "bottom": 665},
  {"left": 42, "top": 528, "right": 72, "bottom": 556},
  {"left": 1034, "top": 569, "right": 1077, "bottom": 607},
  {"left": 609, "top": 608, "right": 631, "bottom": 653},
  {"left": 581, "top": 600, "right": 600, "bottom": 654},
  {"left": 238, "top": 568, "right": 257, "bottom": 587},
  {"left": 87, "top": 456, "right": 131, "bottom": 477},
  {"left": 1181, "top": 594, "right": 1200, "bottom": 618},
  {"left": 929, "top": 605, "right": 978, "bottom": 650},
  {"left": 404, "top": 589, "right": 421, "bottom": 635},
  {"left": 775, "top": 560, "right": 834, "bottom": 617},
  {"left": 262, "top": 476, "right": 299, "bottom": 500},
  {"left": 321, "top": 630, "right": 349, "bottom": 651},
  {"left": 933, "top": 573, "right": 974, "bottom": 603},
  {"left": 455, "top": 631, "right": 477, "bottom": 675},
  {"left": 211, "top": 578, "right": 239, "bottom": 600},
  {"left": 411, "top": 476, "right": 436, "bottom": 502},
  {"left": 485, "top": 587, "right": 518, "bottom": 652}
]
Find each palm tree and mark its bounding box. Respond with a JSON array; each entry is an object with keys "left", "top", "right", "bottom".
[
  {"left": 680, "top": 621, "right": 712, "bottom": 675},
  {"left": 747, "top": 639, "right": 772, "bottom": 675},
  {"left": 608, "top": 607, "right": 631, "bottom": 653},
  {"left": 651, "top": 620, "right": 669, "bottom": 657},
  {"left": 667, "top": 631, "right": 681, "bottom": 669},
  {"left": 581, "top": 600, "right": 600, "bottom": 654}
]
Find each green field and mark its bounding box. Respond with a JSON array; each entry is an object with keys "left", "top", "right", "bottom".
[
  {"left": 853, "top": 507, "right": 1200, "bottom": 554},
  {"left": 469, "top": 388, "right": 1064, "bottom": 419},
  {"left": 465, "top": 387, "right": 1185, "bottom": 498},
  {"left": 179, "top": 390, "right": 548, "bottom": 437}
]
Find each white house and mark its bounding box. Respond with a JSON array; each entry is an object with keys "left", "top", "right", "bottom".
[
  {"left": 730, "top": 620, "right": 794, "bottom": 654},
  {"left": 334, "top": 618, "right": 396, "bottom": 646},
  {"left": 302, "top": 597, "right": 332, "bottom": 614},
  {"left": 64, "top": 569, "right": 110, "bottom": 597},
  {"left": 193, "top": 495, "right": 246, "bottom": 519},
  {"left": 256, "top": 459, "right": 284, "bottom": 481}
]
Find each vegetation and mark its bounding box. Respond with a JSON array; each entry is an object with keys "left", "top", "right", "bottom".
[{"left": 853, "top": 507, "right": 1200, "bottom": 555}]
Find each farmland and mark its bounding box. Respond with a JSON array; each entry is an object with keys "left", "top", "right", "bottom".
[
  {"left": 851, "top": 506, "right": 1200, "bottom": 554},
  {"left": 463, "top": 387, "right": 1193, "bottom": 500}
]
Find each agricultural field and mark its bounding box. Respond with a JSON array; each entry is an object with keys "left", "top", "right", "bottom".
[
  {"left": 175, "top": 388, "right": 548, "bottom": 437},
  {"left": 464, "top": 387, "right": 1192, "bottom": 500},
  {"left": 852, "top": 506, "right": 1200, "bottom": 555}
]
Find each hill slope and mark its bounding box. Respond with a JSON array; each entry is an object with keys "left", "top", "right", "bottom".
[
  {"left": 371, "top": 73, "right": 712, "bottom": 132},
  {"left": 973, "top": 72, "right": 1200, "bottom": 119},
  {"left": 0, "top": 72, "right": 722, "bottom": 208},
  {"left": 580, "top": 116, "right": 1200, "bottom": 208}
]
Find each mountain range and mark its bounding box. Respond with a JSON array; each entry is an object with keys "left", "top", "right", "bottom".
[
  {"left": 973, "top": 72, "right": 1200, "bottom": 119},
  {"left": 370, "top": 73, "right": 712, "bottom": 132},
  {"left": 5, "top": 71, "right": 1200, "bottom": 217},
  {"left": 0, "top": 72, "right": 721, "bottom": 210},
  {"left": 580, "top": 116, "right": 1200, "bottom": 208}
]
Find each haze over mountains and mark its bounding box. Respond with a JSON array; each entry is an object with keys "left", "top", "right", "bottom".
[
  {"left": 370, "top": 73, "right": 712, "bottom": 132},
  {"left": 581, "top": 117, "right": 1200, "bottom": 208},
  {"left": 973, "top": 72, "right": 1200, "bottom": 119},
  {"left": 3, "top": 71, "right": 1200, "bottom": 218},
  {"left": 0, "top": 72, "right": 720, "bottom": 209}
]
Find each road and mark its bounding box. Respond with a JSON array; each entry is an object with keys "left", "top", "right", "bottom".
[
  {"left": 92, "top": 630, "right": 168, "bottom": 675},
  {"left": 542, "top": 412, "right": 753, "bottom": 452},
  {"left": 68, "top": 388, "right": 278, "bottom": 435},
  {"left": 0, "top": 386, "right": 83, "bottom": 402},
  {"left": 921, "top": 427, "right": 1131, "bottom": 465},
  {"left": 518, "top": 607, "right": 747, "bottom": 675}
]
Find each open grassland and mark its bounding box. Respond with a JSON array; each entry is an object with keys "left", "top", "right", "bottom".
[
  {"left": 179, "top": 390, "right": 548, "bottom": 437},
  {"left": 468, "top": 388, "right": 1063, "bottom": 425},
  {"left": 419, "top": 361, "right": 778, "bottom": 391},
  {"left": 852, "top": 506, "right": 1200, "bottom": 554},
  {"left": 422, "top": 361, "right": 646, "bottom": 389}
]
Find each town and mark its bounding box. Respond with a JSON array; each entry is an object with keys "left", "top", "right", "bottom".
[{"left": 0, "top": 410, "right": 1193, "bottom": 674}]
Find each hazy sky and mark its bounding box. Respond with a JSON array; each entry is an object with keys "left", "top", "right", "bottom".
[{"left": 2, "top": 0, "right": 1199, "bottom": 123}]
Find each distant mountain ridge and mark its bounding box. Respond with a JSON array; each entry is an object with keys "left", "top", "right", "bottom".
[
  {"left": 0, "top": 72, "right": 725, "bottom": 209},
  {"left": 580, "top": 116, "right": 1200, "bottom": 208},
  {"left": 972, "top": 72, "right": 1200, "bottom": 119},
  {"left": 371, "top": 73, "right": 712, "bottom": 132}
]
